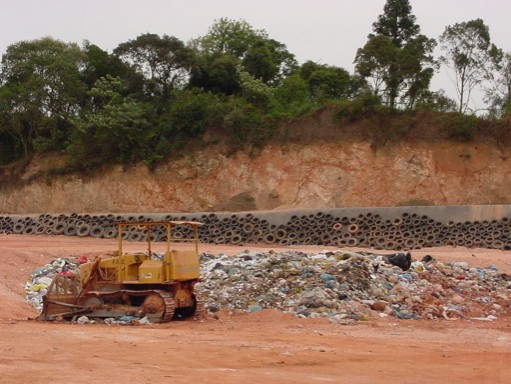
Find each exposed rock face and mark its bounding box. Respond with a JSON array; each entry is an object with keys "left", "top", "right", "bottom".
[{"left": 1, "top": 140, "right": 510, "bottom": 214}]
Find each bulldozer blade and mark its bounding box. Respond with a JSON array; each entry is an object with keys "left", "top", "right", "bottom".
[
  {"left": 45, "top": 300, "right": 85, "bottom": 308},
  {"left": 37, "top": 307, "right": 91, "bottom": 321}
]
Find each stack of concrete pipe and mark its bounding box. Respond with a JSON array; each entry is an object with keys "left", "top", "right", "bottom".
[{"left": 2, "top": 206, "right": 511, "bottom": 251}]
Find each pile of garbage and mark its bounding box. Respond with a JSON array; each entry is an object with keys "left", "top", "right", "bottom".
[
  {"left": 25, "top": 250, "right": 511, "bottom": 323},
  {"left": 197, "top": 250, "right": 511, "bottom": 323}
]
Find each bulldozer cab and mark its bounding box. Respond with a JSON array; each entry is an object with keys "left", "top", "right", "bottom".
[{"left": 114, "top": 221, "right": 203, "bottom": 284}]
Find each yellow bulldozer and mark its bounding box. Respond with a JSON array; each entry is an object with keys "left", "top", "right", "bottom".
[{"left": 37, "top": 221, "right": 203, "bottom": 323}]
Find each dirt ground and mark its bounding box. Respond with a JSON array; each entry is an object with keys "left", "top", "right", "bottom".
[{"left": 1, "top": 234, "right": 510, "bottom": 384}]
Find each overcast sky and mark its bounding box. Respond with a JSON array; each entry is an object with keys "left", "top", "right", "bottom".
[{"left": 1, "top": 0, "right": 510, "bottom": 109}]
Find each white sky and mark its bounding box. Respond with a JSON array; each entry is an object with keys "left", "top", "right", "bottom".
[{"left": 1, "top": 0, "right": 510, "bottom": 109}]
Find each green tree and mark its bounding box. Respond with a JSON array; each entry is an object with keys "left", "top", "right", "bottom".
[
  {"left": 237, "top": 65, "right": 274, "bottom": 109},
  {"left": 399, "top": 34, "right": 437, "bottom": 108},
  {"left": 485, "top": 52, "right": 511, "bottom": 118},
  {"left": 355, "top": 0, "right": 436, "bottom": 109},
  {"left": 114, "top": 33, "right": 194, "bottom": 98},
  {"left": 189, "top": 52, "right": 241, "bottom": 95},
  {"left": 372, "top": 0, "right": 419, "bottom": 47},
  {"left": 194, "top": 18, "right": 296, "bottom": 86},
  {"left": 0, "top": 37, "right": 86, "bottom": 155},
  {"left": 67, "top": 76, "right": 152, "bottom": 169},
  {"left": 307, "top": 67, "right": 355, "bottom": 101},
  {"left": 416, "top": 90, "right": 457, "bottom": 112},
  {"left": 355, "top": 35, "right": 399, "bottom": 101},
  {"left": 242, "top": 38, "right": 296, "bottom": 85},
  {"left": 81, "top": 41, "right": 144, "bottom": 97},
  {"left": 299, "top": 61, "right": 358, "bottom": 101},
  {"left": 156, "top": 89, "right": 223, "bottom": 152},
  {"left": 272, "top": 74, "right": 312, "bottom": 116},
  {"left": 439, "top": 19, "right": 501, "bottom": 113},
  {"left": 197, "top": 18, "right": 265, "bottom": 58}
]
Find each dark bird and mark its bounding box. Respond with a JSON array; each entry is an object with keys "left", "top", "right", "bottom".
[{"left": 385, "top": 252, "right": 412, "bottom": 271}]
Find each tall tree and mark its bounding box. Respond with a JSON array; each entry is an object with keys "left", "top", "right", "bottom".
[
  {"left": 484, "top": 52, "right": 510, "bottom": 118},
  {"left": 194, "top": 18, "right": 296, "bottom": 87},
  {"left": 372, "top": 0, "right": 419, "bottom": 48},
  {"left": 67, "top": 76, "right": 151, "bottom": 169},
  {"left": 299, "top": 61, "right": 357, "bottom": 101},
  {"left": 189, "top": 51, "right": 241, "bottom": 95},
  {"left": 81, "top": 41, "right": 144, "bottom": 97},
  {"left": 439, "top": 19, "right": 501, "bottom": 113},
  {"left": 354, "top": 0, "right": 436, "bottom": 109},
  {"left": 242, "top": 38, "right": 296, "bottom": 85},
  {"left": 355, "top": 35, "right": 398, "bottom": 102},
  {"left": 197, "top": 18, "right": 265, "bottom": 58},
  {"left": 114, "top": 33, "right": 194, "bottom": 98},
  {"left": 0, "top": 37, "right": 86, "bottom": 155}
]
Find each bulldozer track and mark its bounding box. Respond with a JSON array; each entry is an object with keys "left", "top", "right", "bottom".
[
  {"left": 78, "top": 289, "right": 176, "bottom": 323},
  {"left": 155, "top": 290, "right": 175, "bottom": 322},
  {"left": 193, "top": 294, "right": 207, "bottom": 320}
]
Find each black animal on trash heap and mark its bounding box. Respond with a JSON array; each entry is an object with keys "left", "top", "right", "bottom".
[{"left": 385, "top": 251, "right": 412, "bottom": 271}]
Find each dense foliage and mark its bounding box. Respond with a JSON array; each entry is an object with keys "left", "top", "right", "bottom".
[{"left": 0, "top": 1, "right": 510, "bottom": 169}]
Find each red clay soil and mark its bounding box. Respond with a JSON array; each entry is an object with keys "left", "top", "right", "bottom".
[{"left": 1, "top": 234, "right": 510, "bottom": 384}]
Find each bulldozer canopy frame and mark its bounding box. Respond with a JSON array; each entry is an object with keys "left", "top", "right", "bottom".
[{"left": 117, "top": 221, "right": 202, "bottom": 257}]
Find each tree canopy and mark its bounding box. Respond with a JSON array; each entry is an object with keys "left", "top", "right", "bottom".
[
  {"left": 114, "top": 33, "right": 194, "bottom": 97},
  {"left": 439, "top": 19, "right": 502, "bottom": 114},
  {"left": 355, "top": 0, "right": 436, "bottom": 109},
  {"left": 0, "top": 14, "right": 509, "bottom": 169},
  {"left": 0, "top": 37, "right": 86, "bottom": 155}
]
